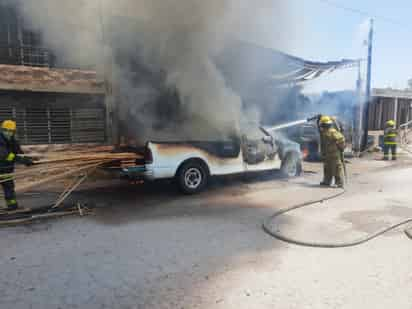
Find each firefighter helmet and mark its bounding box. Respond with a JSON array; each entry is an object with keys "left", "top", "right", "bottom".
[
  {"left": 319, "top": 116, "right": 333, "bottom": 125},
  {"left": 386, "top": 120, "right": 395, "bottom": 127},
  {"left": 1, "top": 120, "right": 16, "bottom": 131}
]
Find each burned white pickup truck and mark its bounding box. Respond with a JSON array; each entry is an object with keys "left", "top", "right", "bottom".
[{"left": 123, "top": 126, "right": 302, "bottom": 194}]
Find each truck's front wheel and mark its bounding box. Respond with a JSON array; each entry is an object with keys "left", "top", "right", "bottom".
[
  {"left": 177, "top": 161, "right": 209, "bottom": 194},
  {"left": 281, "top": 153, "right": 302, "bottom": 178}
]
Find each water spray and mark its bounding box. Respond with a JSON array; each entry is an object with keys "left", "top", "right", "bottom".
[
  {"left": 265, "top": 114, "right": 323, "bottom": 133},
  {"left": 265, "top": 119, "right": 309, "bottom": 132}
]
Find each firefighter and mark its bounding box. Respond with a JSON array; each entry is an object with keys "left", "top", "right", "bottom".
[
  {"left": 0, "top": 120, "right": 33, "bottom": 211},
  {"left": 318, "top": 116, "right": 346, "bottom": 188},
  {"left": 383, "top": 120, "right": 398, "bottom": 161}
]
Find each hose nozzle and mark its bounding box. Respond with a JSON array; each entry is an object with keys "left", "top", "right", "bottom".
[{"left": 307, "top": 114, "right": 322, "bottom": 122}]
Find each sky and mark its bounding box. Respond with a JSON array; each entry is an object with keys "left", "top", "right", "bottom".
[{"left": 247, "top": 0, "right": 412, "bottom": 93}]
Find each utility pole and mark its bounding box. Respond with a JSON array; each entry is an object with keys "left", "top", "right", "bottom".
[
  {"left": 353, "top": 60, "right": 362, "bottom": 154},
  {"left": 362, "top": 18, "right": 374, "bottom": 150}
]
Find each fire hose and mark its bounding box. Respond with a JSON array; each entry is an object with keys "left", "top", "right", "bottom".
[
  {"left": 263, "top": 188, "right": 412, "bottom": 248},
  {"left": 262, "top": 114, "right": 412, "bottom": 247}
]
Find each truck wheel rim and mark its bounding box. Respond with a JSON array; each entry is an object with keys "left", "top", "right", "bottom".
[
  {"left": 286, "top": 158, "right": 297, "bottom": 176},
  {"left": 185, "top": 168, "right": 202, "bottom": 189}
]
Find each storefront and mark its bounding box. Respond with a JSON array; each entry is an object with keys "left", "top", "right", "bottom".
[{"left": 0, "top": 64, "right": 107, "bottom": 145}]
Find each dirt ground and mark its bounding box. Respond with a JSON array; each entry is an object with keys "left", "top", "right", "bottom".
[{"left": 1, "top": 150, "right": 412, "bottom": 309}]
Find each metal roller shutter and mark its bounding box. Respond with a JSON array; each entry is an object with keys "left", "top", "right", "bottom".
[
  {"left": 71, "top": 108, "right": 106, "bottom": 143},
  {"left": 25, "top": 108, "right": 49, "bottom": 144},
  {"left": 50, "top": 107, "right": 71, "bottom": 143},
  {"left": 0, "top": 97, "right": 106, "bottom": 144}
]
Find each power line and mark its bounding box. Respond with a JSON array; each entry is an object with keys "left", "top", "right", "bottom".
[{"left": 317, "top": 0, "right": 412, "bottom": 30}]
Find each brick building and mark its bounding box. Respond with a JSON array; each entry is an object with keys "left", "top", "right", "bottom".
[{"left": 0, "top": 3, "right": 107, "bottom": 145}]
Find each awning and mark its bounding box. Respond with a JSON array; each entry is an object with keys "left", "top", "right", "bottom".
[
  {"left": 270, "top": 52, "right": 359, "bottom": 84},
  {"left": 217, "top": 41, "right": 359, "bottom": 90}
]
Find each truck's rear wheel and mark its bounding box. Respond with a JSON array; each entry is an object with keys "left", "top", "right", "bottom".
[
  {"left": 177, "top": 161, "right": 209, "bottom": 194},
  {"left": 281, "top": 154, "right": 302, "bottom": 178}
]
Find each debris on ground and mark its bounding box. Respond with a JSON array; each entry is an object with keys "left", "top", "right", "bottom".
[{"left": 0, "top": 147, "right": 141, "bottom": 225}]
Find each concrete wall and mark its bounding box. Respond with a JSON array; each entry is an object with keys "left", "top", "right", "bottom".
[{"left": 0, "top": 64, "right": 105, "bottom": 94}]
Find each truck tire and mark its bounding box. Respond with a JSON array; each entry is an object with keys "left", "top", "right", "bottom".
[
  {"left": 281, "top": 153, "right": 302, "bottom": 178},
  {"left": 176, "top": 161, "right": 209, "bottom": 194}
]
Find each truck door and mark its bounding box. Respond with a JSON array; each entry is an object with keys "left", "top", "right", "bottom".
[{"left": 241, "top": 125, "right": 279, "bottom": 171}]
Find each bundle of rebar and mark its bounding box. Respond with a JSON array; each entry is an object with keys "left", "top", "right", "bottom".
[{"left": 0, "top": 149, "right": 141, "bottom": 225}]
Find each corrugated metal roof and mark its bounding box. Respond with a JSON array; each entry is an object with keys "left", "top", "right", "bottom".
[{"left": 217, "top": 41, "right": 359, "bottom": 87}]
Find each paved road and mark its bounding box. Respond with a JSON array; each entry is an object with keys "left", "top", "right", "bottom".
[{"left": 1, "top": 157, "right": 412, "bottom": 309}]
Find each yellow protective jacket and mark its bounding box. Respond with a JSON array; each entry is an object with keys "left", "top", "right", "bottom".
[
  {"left": 320, "top": 128, "right": 346, "bottom": 159},
  {"left": 384, "top": 127, "right": 398, "bottom": 145}
]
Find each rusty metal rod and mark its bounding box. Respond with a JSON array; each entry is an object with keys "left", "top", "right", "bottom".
[
  {"left": 52, "top": 167, "right": 98, "bottom": 209},
  {"left": 16, "top": 161, "right": 109, "bottom": 193}
]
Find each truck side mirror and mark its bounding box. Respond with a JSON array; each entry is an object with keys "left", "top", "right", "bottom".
[{"left": 262, "top": 136, "right": 273, "bottom": 144}]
